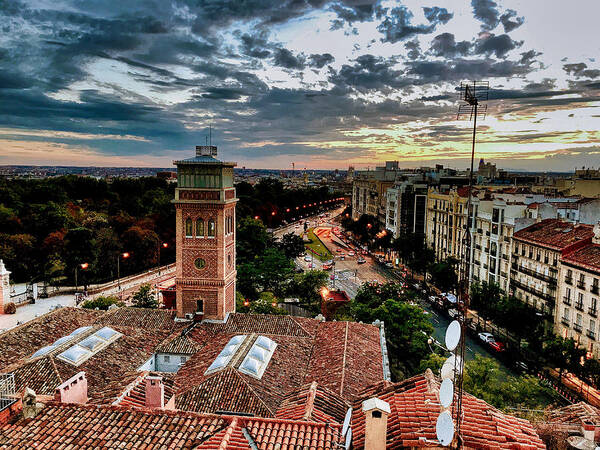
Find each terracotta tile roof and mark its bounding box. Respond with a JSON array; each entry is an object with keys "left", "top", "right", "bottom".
[
  {"left": 305, "top": 321, "right": 384, "bottom": 401},
  {"left": 118, "top": 372, "right": 176, "bottom": 409},
  {"left": 513, "top": 219, "right": 593, "bottom": 251},
  {"left": 0, "top": 403, "right": 228, "bottom": 449},
  {"left": 176, "top": 367, "right": 272, "bottom": 416},
  {"left": 546, "top": 401, "right": 600, "bottom": 426},
  {"left": 276, "top": 382, "right": 350, "bottom": 424},
  {"left": 155, "top": 331, "right": 203, "bottom": 354},
  {"left": 351, "top": 371, "right": 546, "bottom": 449},
  {"left": 202, "top": 313, "right": 314, "bottom": 337},
  {"left": 0, "top": 307, "right": 102, "bottom": 368},
  {"left": 244, "top": 417, "right": 342, "bottom": 449},
  {"left": 3, "top": 356, "right": 62, "bottom": 396},
  {"left": 96, "top": 307, "right": 178, "bottom": 330},
  {"left": 563, "top": 243, "right": 600, "bottom": 273}
]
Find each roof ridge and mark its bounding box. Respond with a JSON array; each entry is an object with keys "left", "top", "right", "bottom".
[
  {"left": 290, "top": 316, "right": 315, "bottom": 337},
  {"left": 230, "top": 367, "right": 276, "bottom": 416}
]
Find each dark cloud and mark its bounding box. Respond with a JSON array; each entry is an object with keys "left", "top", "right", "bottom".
[
  {"left": 563, "top": 63, "right": 600, "bottom": 79},
  {"left": 239, "top": 32, "right": 272, "bottom": 59},
  {"left": 330, "top": 1, "right": 377, "bottom": 25},
  {"left": 474, "top": 33, "right": 522, "bottom": 58},
  {"left": 500, "top": 9, "right": 524, "bottom": 32},
  {"left": 404, "top": 40, "right": 421, "bottom": 60},
  {"left": 423, "top": 7, "right": 453, "bottom": 24},
  {"left": 377, "top": 6, "right": 435, "bottom": 43},
  {"left": 407, "top": 57, "right": 534, "bottom": 82},
  {"left": 200, "top": 87, "right": 246, "bottom": 100},
  {"left": 471, "top": 0, "right": 500, "bottom": 30},
  {"left": 430, "top": 33, "right": 471, "bottom": 57},
  {"left": 308, "top": 53, "right": 335, "bottom": 69},
  {"left": 329, "top": 54, "right": 408, "bottom": 91},
  {"left": 273, "top": 48, "right": 305, "bottom": 70}
]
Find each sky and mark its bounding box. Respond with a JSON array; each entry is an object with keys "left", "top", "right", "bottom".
[{"left": 0, "top": 0, "right": 599, "bottom": 171}]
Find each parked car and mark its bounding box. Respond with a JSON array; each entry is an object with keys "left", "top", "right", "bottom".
[
  {"left": 385, "top": 262, "right": 393, "bottom": 268},
  {"left": 489, "top": 341, "right": 506, "bottom": 352},
  {"left": 336, "top": 248, "right": 342, "bottom": 253},
  {"left": 357, "top": 257, "right": 366, "bottom": 264},
  {"left": 348, "top": 251, "right": 355, "bottom": 256},
  {"left": 304, "top": 255, "right": 312, "bottom": 262},
  {"left": 478, "top": 332, "right": 495, "bottom": 344},
  {"left": 295, "top": 224, "right": 300, "bottom": 229}
]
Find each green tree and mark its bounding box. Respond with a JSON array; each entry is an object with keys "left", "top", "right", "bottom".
[
  {"left": 236, "top": 217, "right": 273, "bottom": 265},
  {"left": 277, "top": 232, "right": 306, "bottom": 259},
  {"left": 256, "top": 248, "right": 294, "bottom": 296},
  {"left": 131, "top": 283, "right": 158, "bottom": 309},
  {"left": 429, "top": 257, "right": 459, "bottom": 292},
  {"left": 82, "top": 295, "right": 123, "bottom": 310},
  {"left": 543, "top": 335, "right": 585, "bottom": 380},
  {"left": 287, "top": 270, "right": 328, "bottom": 313},
  {"left": 418, "top": 353, "right": 446, "bottom": 374}
]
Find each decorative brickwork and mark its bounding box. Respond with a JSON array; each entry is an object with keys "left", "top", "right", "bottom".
[{"left": 173, "top": 147, "right": 237, "bottom": 320}]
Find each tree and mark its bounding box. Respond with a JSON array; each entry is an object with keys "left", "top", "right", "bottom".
[
  {"left": 277, "top": 232, "right": 306, "bottom": 259},
  {"left": 543, "top": 336, "right": 586, "bottom": 380},
  {"left": 256, "top": 248, "right": 294, "bottom": 296},
  {"left": 131, "top": 283, "right": 158, "bottom": 308},
  {"left": 429, "top": 257, "right": 459, "bottom": 292},
  {"left": 236, "top": 217, "right": 273, "bottom": 265},
  {"left": 287, "top": 270, "right": 328, "bottom": 313},
  {"left": 418, "top": 353, "right": 446, "bottom": 374},
  {"left": 82, "top": 295, "right": 123, "bottom": 310}
]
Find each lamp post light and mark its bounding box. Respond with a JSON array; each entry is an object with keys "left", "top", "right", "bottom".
[
  {"left": 75, "top": 262, "right": 89, "bottom": 292},
  {"left": 157, "top": 241, "right": 168, "bottom": 271},
  {"left": 117, "top": 252, "right": 130, "bottom": 295}
]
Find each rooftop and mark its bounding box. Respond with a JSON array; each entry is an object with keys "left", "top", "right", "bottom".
[
  {"left": 512, "top": 219, "right": 593, "bottom": 251},
  {"left": 563, "top": 243, "right": 600, "bottom": 273}
]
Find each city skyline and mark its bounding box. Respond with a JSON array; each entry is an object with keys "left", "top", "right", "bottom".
[{"left": 1, "top": 0, "right": 599, "bottom": 170}]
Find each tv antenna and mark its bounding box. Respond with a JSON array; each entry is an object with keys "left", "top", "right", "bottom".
[{"left": 451, "top": 80, "right": 489, "bottom": 446}]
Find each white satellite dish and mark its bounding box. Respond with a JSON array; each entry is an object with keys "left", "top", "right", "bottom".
[
  {"left": 445, "top": 320, "right": 461, "bottom": 351},
  {"left": 439, "top": 378, "right": 454, "bottom": 408},
  {"left": 436, "top": 410, "right": 455, "bottom": 446},
  {"left": 341, "top": 407, "right": 352, "bottom": 438},
  {"left": 344, "top": 428, "right": 352, "bottom": 450},
  {"left": 440, "top": 354, "right": 462, "bottom": 380}
]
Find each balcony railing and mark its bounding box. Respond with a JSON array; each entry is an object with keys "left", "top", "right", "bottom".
[
  {"left": 502, "top": 254, "right": 509, "bottom": 261},
  {"left": 515, "top": 265, "right": 558, "bottom": 285},
  {"left": 511, "top": 278, "right": 555, "bottom": 302},
  {"left": 587, "top": 330, "right": 596, "bottom": 340},
  {"left": 574, "top": 323, "right": 583, "bottom": 333},
  {"left": 589, "top": 308, "right": 598, "bottom": 317},
  {"left": 475, "top": 244, "right": 481, "bottom": 250},
  {"left": 565, "top": 277, "right": 573, "bottom": 285},
  {"left": 577, "top": 281, "right": 586, "bottom": 289},
  {"left": 561, "top": 318, "right": 570, "bottom": 327},
  {"left": 575, "top": 302, "right": 584, "bottom": 311},
  {"left": 563, "top": 296, "right": 572, "bottom": 305}
]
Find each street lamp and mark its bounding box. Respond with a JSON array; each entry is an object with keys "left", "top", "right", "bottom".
[
  {"left": 117, "top": 252, "right": 130, "bottom": 292},
  {"left": 75, "top": 262, "right": 89, "bottom": 292}
]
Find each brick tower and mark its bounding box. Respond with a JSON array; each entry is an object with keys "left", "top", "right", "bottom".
[{"left": 173, "top": 146, "right": 237, "bottom": 320}]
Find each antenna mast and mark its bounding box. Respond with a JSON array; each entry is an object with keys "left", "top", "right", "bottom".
[{"left": 454, "top": 80, "right": 489, "bottom": 446}]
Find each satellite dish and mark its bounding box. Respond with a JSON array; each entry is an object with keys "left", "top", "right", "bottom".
[
  {"left": 439, "top": 378, "right": 454, "bottom": 408},
  {"left": 341, "top": 408, "right": 352, "bottom": 438},
  {"left": 440, "top": 355, "right": 462, "bottom": 380},
  {"left": 436, "top": 410, "right": 455, "bottom": 446},
  {"left": 445, "top": 320, "right": 461, "bottom": 351},
  {"left": 344, "top": 428, "right": 352, "bottom": 450}
]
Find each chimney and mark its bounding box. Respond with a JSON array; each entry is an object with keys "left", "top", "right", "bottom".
[
  {"left": 362, "top": 397, "right": 391, "bottom": 450},
  {"left": 145, "top": 376, "right": 164, "bottom": 408},
  {"left": 593, "top": 221, "right": 600, "bottom": 245},
  {"left": 22, "top": 387, "right": 42, "bottom": 419},
  {"left": 582, "top": 420, "right": 598, "bottom": 442},
  {"left": 54, "top": 372, "right": 87, "bottom": 404}
]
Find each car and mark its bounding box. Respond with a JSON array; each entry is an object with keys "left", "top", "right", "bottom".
[
  {"left": 336, "top": 248, "right": 342, "bottom": 253},
  {"left": 348, "top": 251, "right": 355, "bottom": 256},
  {"left": 295, "top": 224, "right": 300, "bottom": 229},
  {"left": 489, "top": 341, "right": 506, "bottom": 352},
  {"left": 515, "top": 361, "right": 529, "bottom": 373},
  {"left": 339, "top": 255, "right": 345, "bottom": 260},
  {"left": 357, "top": 257, "right": 366, "bottom": 264},
  {"left": 385, "top": 262, "right": 393, "bottom": 268},
  {"left": 304, "top": 255, "right": 312, "bottom": 262},
  {"left": 478, "top": 332, "right": 495, "bottom": 344},
  {"left": 307, "top": 263, "right": 314, "bottom": 268}
]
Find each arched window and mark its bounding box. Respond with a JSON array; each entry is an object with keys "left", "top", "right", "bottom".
[
  {"left": 196, "top": 218, "right": 204, "bottom": 238},
  {"left": 185, "top": 218, "right": 193, "bottom": 237},
  {"left": 208, "top": 219, "right": 216, "bottom": 237}
]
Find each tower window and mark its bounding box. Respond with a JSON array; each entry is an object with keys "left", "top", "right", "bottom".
[
  {"left": 208, "top": 219, "right": 216, "bottom": 237},
  {"left": 185, "top": 218, "right": 193, "bottom": 238},
  {"left": 196, "top": 218, "right": 204, "bottom": 238},
  {"left": 196, "top": 300, "right": 204, "bottom": 313}
]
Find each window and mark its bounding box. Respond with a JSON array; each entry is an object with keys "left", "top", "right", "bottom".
[
  {"left": 185, "top": 218, "right": 193, "bottom": 237},
  {"left": 164, "top": 355, "right": 171, "bottom": 363},
  {"left": 196, "top": 219, "right": 204, "bottom": 238},
  {"left": 196, "top": 299, "right": 204, "bottom": 313},
  {"left": 208, "top": 219, "right": 215, "bottom": 237},
  {"left": 180, "top": 356, "right": 187, "bottom": 364}
]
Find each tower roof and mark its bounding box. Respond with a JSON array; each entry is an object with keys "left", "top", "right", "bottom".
[{"left": 173, "top": 146, "right": 236, "bottom": 167}]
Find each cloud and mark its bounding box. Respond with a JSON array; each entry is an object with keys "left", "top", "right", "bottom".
[
  {"left": 474, "top": 33, "right": 522, "bottom": 58},
  {"left": 239, "top": 32, "right": 272, "bottom": 59},
  {"left": 329, "top": 54, "right": 408, "bottom": 91},
  {"left": 563, "top": 62, "right": 600, "bottom": 79},
  {"left": 423, "top": 7, "right": 453, "bottom": 24},
  {"left": 308, "top": 53, "right": 335, "bottom": 69},
  {"left": 377, "top": 6, "right": 435, "bottom": 43},
  {"left": 430, "top": 33, "right": 471, "bottom": 57},
  {"left": 500, "top": 9, "right": 524, "bottom": 32},
  {"left": 272, "top": 48, "right": 305, "bottom": 70},
  {"left": 471, "top": 0, "right": 500, "bottom": 30}
]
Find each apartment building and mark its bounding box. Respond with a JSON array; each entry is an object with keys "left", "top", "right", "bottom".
[
  {"left": 556, "top": 223, "right": 600, "bottom": 359},
  {"left": 469, "top": 198, "right": 533, "bottom": 291},
  {"left": 352, "top": 163, "right": 397, "bottom": 222},
  {"left": 510, "top": 219, "right": 594, "bottom": 320},
  {"left": 425, "top": 186, "right": 469, "bottom": 262},
  {"left": 385, "top": 180, "right": 428, "bottom": 238}
]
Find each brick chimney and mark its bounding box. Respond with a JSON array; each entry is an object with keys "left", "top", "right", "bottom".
[
  {"left": 362, "top": 397, "right": 391, "bottom": 450},
  {"left": 54, "top": 372, "right": 87, "bottom": 404},
  {"left": 145, "top": 376, "right": 164, "bottom": 408},
  {"left": 0, "top": 260, "right": 10, "bottom": 314}
]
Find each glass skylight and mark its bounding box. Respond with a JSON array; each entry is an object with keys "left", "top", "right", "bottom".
[
  {"left": 94, "top": 326, "right": 119, "bottom": 342},
  {"left": 57, "top": 345, "right": 91, "bottom": 365},
  {"left": 238, "top": 336, "right": 277, "bottom": 379},
  {"left": 70, "top": 326, "right": 92, "bottom": 337},
  {"left": 53, "top": 336, "right": 74, "bottom": 346},
  {"left": 204, "top": 335, "right": 247, "bottom": 375},
  {"left": 30, "top": 345, "right": 56, "bottom": 359},
  {"left": 78, "top": 335, "right": 105, "bottom": 352}
]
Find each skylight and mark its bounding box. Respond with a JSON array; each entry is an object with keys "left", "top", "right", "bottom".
[
  {"left": 78, "top": 335, "right": 105, "bottom": 352},
  {"left": 204, "top": 335, "right": 247, "bottom": 375},
  {"left": 70, "top": 326, "right": 92, "bottom": 337},
  {"left": 95, "top": 326, "right": 119, "bottom": 341},
  {"left": 58, "top": 345, "right": 91, "bottom": 365},
  {"left": 238, "top": 336, "right": 277, "bottom": 379},
  {"left": 53, "top": 336, "right": 74, "bottom": 346},
  {"left": 30, "top": 346, "right": 56, "bottom": 359},
  {"left": 56, "top": 326, "right": 122, "bottom": 366}
]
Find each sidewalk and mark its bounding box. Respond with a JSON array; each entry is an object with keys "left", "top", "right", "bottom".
[{"left": 0, "top": 293, "right": 75, "bottom": 333}]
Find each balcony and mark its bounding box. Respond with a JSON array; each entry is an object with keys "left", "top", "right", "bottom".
[
  {"left": 575, "top": 302, "right": 584, "bottom": 311},
  {"left": 574, "top": 323, "right": 583, "bottom": 333},
  {"left": 587, "top": 330, "right": 596, "bottom": 340},
  {"left": 502, "top": 254, "right": 509, "bottom": 261},
  {"left": 503, "top": 236, "right": 510, "bottom": 243},
  {"left": 589, "top": 308, "right": 598, "bottom": 318},
  {"left": 577, "top": 281, "right": 586, "bottom": 290},
  {"left": 473, "top": 260, "right": 480, "bottom": 266},
  {"left": 516, "top": 265, "right": 558, "bottom": 285},
  {"left": 477, "top": 228, "right": 483, "bottom": 234},
  {"left": 591, "top": 285, "right": 599, "bottom": 295},
  {"left": 500, "top": 271, "right": 508, "bottom": 278},
  {"left": 563, "top": 296, "right": 572, "bottom": 306},
  {"left": 565, "top": 277, "right": 573, "bottom": 285},
  {"left": 561, "top": 318, "right": 570, "bottom": 327},
  {"left": 511, "top": 278, "right": 555, "bottom": 302},
  {"left": 475, "top": 244, "right": 481, "bottom": 250}
]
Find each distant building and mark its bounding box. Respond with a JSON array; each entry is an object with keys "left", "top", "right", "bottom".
[
  {"left": 477, "top": 158, "right": 497, "bottom": 180},
  {"left": 385, "top": 180, "right": 428, "bottom": 238},
  {"left": 351, "top": 163, "right": 397, "bottom": 222}
]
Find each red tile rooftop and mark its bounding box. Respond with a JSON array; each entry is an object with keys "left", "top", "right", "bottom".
[
  {"left": 513, "top": 219, "right": 593, "bottom": 251},
  {"left": 563, "top": 243, "right": 600, "bottom": 273}
]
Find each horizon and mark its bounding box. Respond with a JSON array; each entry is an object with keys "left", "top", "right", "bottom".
[{"left": 1, "top": 0, "right": 599, "bottom": 171}]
